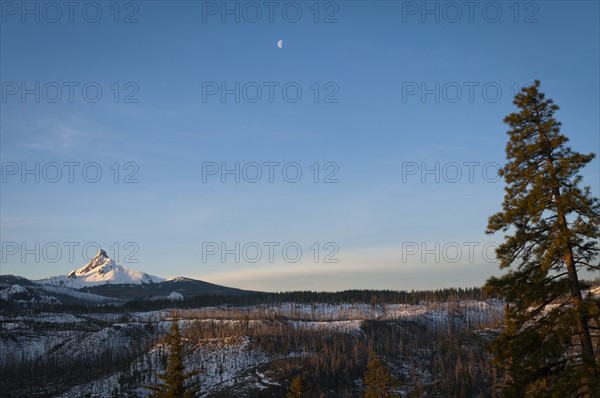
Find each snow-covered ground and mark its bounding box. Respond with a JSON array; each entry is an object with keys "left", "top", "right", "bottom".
[
  {"left": 56, "top": 334, "right": 271, "bottom": 398},
  {"left": 173, "top": 300, "right": 505, "bottom": 329},
  {"left": 1, "top": 299, "right": 506, "bottom": 397}
]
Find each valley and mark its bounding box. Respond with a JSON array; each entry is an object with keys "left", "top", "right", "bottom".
[{"left": 1, "top": 284, "right": 505, "bottom": 397}]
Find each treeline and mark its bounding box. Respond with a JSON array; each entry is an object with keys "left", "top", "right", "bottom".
[{"left": 0, "top": 286, "right": 491, "bottom": 314}]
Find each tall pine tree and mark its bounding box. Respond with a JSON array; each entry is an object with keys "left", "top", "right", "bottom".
[
  {"left": 363, "top": 351, "right": 400, "bottom": 398},
  {"left": 287, "top": 374, "right": 307, "bottom": 398},
  {"left": 486, "top": 80, "right": 600, "bottom": 396},
  {"left": 148, "top": 318, "right": 200, "bottom": 398}
]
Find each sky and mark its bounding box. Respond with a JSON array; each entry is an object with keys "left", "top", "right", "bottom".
[{"left": 1, "top": 0, "right": 599, "bottom": 292}]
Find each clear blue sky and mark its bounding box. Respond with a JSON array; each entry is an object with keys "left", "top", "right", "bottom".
[{"left": 1, "top": 1, "right": 599, "bottom": 291}]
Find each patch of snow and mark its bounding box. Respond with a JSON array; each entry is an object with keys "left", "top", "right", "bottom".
[
  {"left": 289, "top": 320, "right": 364, "bottom": 336},
  {"left": 165, "top": 276, "right": 193, "bottom": 282},
  {"left": 38, "top": 285, "right": 118, "bottom": 303},
  {"left": 168, "top": 291, "right": 184, "bottom": 301},
  {"left": 256, "top": 370, "right": 280, "bottom": 386},
  {"left": 0, "top": 284, "right": 28, "bottom": 300},
  {"left": 0, "top": 284, "right": 62, "bottom": 305}
]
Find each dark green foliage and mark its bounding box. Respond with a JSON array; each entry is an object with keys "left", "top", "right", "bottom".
[
  {"left": 485, "top": 80, "right": 600, "bottom": 396},
  {"left": 363, "top": 351, "right": 400, "bottom": 398},
  {"left": 287, "top": 374, "right": 307, "bottom": 398},
  {"left": 147, "top": 318, "right": 200, "bottom": 398}
]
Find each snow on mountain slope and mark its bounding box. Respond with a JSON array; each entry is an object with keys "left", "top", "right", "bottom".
[
  {"left": 38, "top": 285, "right": 120, "bottom": 303},
  {"left": 35, "top": 249, "right": 164, "bottom": 289},
  {"left": 0, "top": 284, "right": 27, "bottom": 297},
  {"left": 0, "top": 284, "right": 62, "bottom": 305}
]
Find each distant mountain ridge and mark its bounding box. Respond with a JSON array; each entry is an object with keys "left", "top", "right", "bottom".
[
  {"left": 79, "top": 275, "right": 249, "bottom": 299},
  {"left": 0, "top": 249, "right": 249, "bottom": 304}
]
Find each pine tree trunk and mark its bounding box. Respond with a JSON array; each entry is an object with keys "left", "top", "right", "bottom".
[
  {"left": 545, "top": 148, "right": 597, "bottom": 396},
  {"left": 552, "top": 176, "right": 597, "bottom": 397},
  {"left": 563, "top": 228, "right": 597, "bottom": 397}
]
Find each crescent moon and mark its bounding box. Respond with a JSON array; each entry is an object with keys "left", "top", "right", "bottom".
[{"left": 277, "top": 39, "right": 283, "bottom": 49}]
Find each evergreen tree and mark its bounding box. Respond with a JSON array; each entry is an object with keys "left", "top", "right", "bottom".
[
  {"left": 148, "top": 318, "right": 199, "bottom": 398},
  {"left": 485, "top": 80, "right": 600, "bottom": 396},
  {"left": 363, "top": 351, "right": 400, "bottom": 398},
  {"left": 287, "top": 374, "right": 307, "bottom": 398}
]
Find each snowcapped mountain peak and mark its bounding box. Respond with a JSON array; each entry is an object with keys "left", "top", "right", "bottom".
[
  {"left": 91, "top": 249, "right": 109, "bottom": 264},
  {"left": 68, "top": 249, "right": 114, "bottom": 278},
  {"left": 37, "top": 249, "right": 164, "bottom": 289}
]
